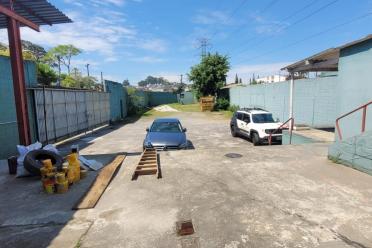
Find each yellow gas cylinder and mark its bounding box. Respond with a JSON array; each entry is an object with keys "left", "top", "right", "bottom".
[
  {"left": 56, "top": 180, "right": 69, "bottom": 194},
  {"left": 67, "top": 153, "right": 80, "bottom": 183},
  {"left": 42, "top": 159, "right": 53, "bottom": 171},
  {"left": 40, "top": 167, "right": 48, "bottom": 178},
  {"left": 43, "top": 178, "right": 55, "bottom": 194},
  {"left": 56, "top": 172, "right": 66, "bottom": 184}
]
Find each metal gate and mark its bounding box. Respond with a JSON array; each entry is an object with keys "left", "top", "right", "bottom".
[{"left": 33, "top": 88, "right": 110, "bottom": 143}]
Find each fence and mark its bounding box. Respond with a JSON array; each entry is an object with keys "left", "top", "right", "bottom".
[
  {"left": 105, "top": 80, "right": 128, "bottom": 121},
  {"left": 33, "top": 88, "right": 110, "bottom": 144},
  {"left": 229, "top": 76, "right": 338, "bottom": 128}
]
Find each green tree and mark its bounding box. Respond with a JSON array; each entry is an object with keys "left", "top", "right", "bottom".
[
  {"left": 239, "top": 78, "right": 242, "bottom": 84},
  {"left": 47, "top": 44, "right": 82, "bottom": 74},
  {"left": 21, "top": 40, "right": 46, "bottom": 62},
  {"left": 61, "top": 75, "right": 77, "bottom": 88},
  {"left": 173, "top": 83, "right": 186, "bottom": 94},
  {"left": 138, "top": 76, "right": 173, "bottom": 87},
  {"left": 234, "top": 74, "right": 239, "bottom": 84},
  {"left": 123, "top": 79, "right": 130, "bottom": 86},
  {"left": 37, "top": 63, "right": 58, "bottom": 86},
  {"left": 188, "top": 53, "right": 230, "bottom": 99}
]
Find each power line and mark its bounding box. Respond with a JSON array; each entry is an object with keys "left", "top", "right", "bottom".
[
  {"left": 260, "top": 0, "right": 280, "bottom": 14},
  {"left": 216, "top": 0, "right": 281, "bottom": 45},
  {"left": 209, "top": 0, "right": 250, "bottom": 39},
  {"left": 232, "top": 0, "right": 340, "bottom": 56},
  {"left": 280, "top": 0, "right": 320, "bottom": 23},
  {"left": 232, "top": 12, "right": 372, "bottom": 66}
]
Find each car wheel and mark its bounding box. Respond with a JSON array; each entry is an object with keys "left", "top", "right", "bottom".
[
  {"left": 231, "top": 125, "right": 237, "bottom": 137},
  {"left": 252, "top": 132, "right": 260, "bottom": 146}
]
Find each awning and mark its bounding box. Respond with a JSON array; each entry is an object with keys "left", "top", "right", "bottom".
[
  {"left": 0, "top": 0, "right": 72, "bottom": 29},
  {"left": 282, "top": 34, "right": 372, "bottom": 73}
]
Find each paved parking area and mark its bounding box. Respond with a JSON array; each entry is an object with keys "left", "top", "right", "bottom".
[{"left": 2, "top": 112, "right": 372, "bottom": 248}]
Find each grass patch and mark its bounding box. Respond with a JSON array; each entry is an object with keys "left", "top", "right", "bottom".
[
  {"left": 167, "top": 103, "right": 200, "bottom": 112},
  {"left": 219, "top": 110, "right": 234, "bottom": 119},
  {"left": 141, "top": 108, "right": 176, "bottom": 118}
]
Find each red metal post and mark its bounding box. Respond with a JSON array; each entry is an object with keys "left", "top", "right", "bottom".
[
  {"left": 362, "top": 106, "right": 367, "bottom": 133},
  {"left": 7, "top": 17, "right": 31, "bottom": 145}
]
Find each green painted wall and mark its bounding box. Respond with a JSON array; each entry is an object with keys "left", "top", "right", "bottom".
[
  {"left": 105, "top": 80, "right": 127, "bottom": 122},
  {"left": 229, "top": 76, "right": 338, "bottom": 128},
  {"left": 336, "top": 39, "right": 372, "bottom": 140},
  {"left": 0, "top": 56, "right": 37, "bottom": 159},
  {"left": 147, "top": 92, "right": 178, "bottom": 106}
]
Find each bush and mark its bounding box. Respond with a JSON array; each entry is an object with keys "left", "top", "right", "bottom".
[
  {"left": 214, "top": 98, "right": 230, "bottom": 111},
  {"left": 228, "top": 104, "right": 239, "bottom": 113},
  {"left": 127, "top": 88, "right": 146, "bottom": 116}
]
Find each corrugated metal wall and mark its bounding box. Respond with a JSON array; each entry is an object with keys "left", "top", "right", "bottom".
[
  {"left": 0, "top": 56, "right": 38, "bottom": 159},
  {"left": 33, "top": 88, "right": 110, "bottom": 143}
]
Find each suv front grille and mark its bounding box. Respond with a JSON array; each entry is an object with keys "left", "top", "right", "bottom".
[{"left": 265, "top": 129, "right": 282, "bottom": 134}]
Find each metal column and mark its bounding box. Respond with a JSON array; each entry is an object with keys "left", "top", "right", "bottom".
[
  {"left": 289, "top": 72, "right": 294, "bottom": 131},
  {"left": 7, "top": 17, "right": 31, "bottom": 145}
]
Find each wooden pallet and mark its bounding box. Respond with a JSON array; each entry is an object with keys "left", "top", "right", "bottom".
[{"left": 132, "top": 148, "right": 158, "bottom": 180}]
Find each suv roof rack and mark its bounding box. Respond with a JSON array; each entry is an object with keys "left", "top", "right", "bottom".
[{"left": 239, "top": 107, "right": 267, "bottom": 112}]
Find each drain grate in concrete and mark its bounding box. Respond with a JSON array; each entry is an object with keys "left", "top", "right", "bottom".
[
  {"left": 225, "top": 153, "right": 243, "bottom": 158},
  {"left": 176, "top": 220, "right": 195, "bottom": 236}
]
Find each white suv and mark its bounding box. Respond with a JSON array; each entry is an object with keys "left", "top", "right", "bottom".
[{"left": 230, "top": 108, "right": 283, "bottom": 145}]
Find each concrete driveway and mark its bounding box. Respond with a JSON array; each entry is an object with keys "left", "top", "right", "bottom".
[{"left": 2, "top": 112, "right": 372, "bottom": 248}]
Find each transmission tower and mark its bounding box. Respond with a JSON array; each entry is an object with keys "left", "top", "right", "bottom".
[{"left": 198, "top": 38, "right": 211, "bottom": 59}]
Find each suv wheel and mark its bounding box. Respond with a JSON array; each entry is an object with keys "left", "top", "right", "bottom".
[
  {"left": 252, "top": 132, "right": 260, "bottom": 146},
  {"left": 231, "top": 125, "right": 237, "bottom": 137}
]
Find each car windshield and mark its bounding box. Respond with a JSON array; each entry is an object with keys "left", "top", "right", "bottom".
[
  {"left": 150, "top": 122, "right": 182, "bottom": 133},
  {"left": 252, "top": 113, "right": 275, "bottom": 123}
]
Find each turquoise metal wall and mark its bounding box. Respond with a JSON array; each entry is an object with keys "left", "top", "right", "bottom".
[
  {"left": 0, "top": 56, "right": 37, "bottom": 159},
  {"left": 177, "top": 92, "right": 196, "bottom": 105},
  {"left": 336, "top": 39, "right": 372, "bottom": 140},
  {"left": 105, "top": 80, "right": 127, "bottom": 122},
  {"left": 147, "top": 92, "right": 178, "bottom": 106},
  {"left": 134, "top": 90, "right": 149, "bottom": 107},
  {"left": 229, "top": 76, "right": 338, "bottom": 128}
]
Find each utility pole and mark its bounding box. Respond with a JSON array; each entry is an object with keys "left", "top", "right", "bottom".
[
  {"left": 86, "top": 63, "right": 90, "bottom": 77},
  {"left": 180, "top": 74, "right": 183, "bottom": 84},
  {"left": 100, "top": 71, "right": 103, "bottom": 84},
  {"left": 57, "top": 55, "right": 61, "bottom": 86}
]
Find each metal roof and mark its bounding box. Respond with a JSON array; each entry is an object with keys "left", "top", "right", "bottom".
[
  {"left": 282, "top": 34, "right": 372, "bottom": 73},
  {"left": 0, "top": 0, "right": 72, "bottom": 29}
]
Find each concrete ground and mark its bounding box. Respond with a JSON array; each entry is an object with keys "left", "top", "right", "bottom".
[{"left": 1, "top": 112, "right": 372, "bottom": 248}]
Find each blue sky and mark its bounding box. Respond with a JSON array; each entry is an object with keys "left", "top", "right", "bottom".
[{"left": 1, "top": 0, "right": 372, "bottom": 84}]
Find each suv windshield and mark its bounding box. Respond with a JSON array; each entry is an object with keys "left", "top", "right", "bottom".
[
  {"left": 252, "top": 113, "right": 275, "bottom": 123},
  {"left": 150, "top": 122, "right": 182, "bottom": 133}
]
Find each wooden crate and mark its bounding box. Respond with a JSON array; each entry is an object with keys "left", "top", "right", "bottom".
[{"left": 200, "top": 96, "right": 215, "bottom": 111}]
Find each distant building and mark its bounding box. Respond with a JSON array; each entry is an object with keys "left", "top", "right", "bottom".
[{"left": 256, "top": 75, "right": 286, "bottom": 84}]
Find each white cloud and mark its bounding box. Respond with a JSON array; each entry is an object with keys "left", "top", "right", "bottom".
[
  {"left": 192, "top": 10, "right": 232, "bottom": 25},
  {"left": 137, "top": 39, "right": 168, "bottom": 53},
  {"left": 250, "top": 13, "right": 288, "bottom": 35},
  {"left": 228, "top": 62, "right": 291, "bottom": 83},
  {"left": 130, "top": 56, "right": 167, "bottom": 63}
]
